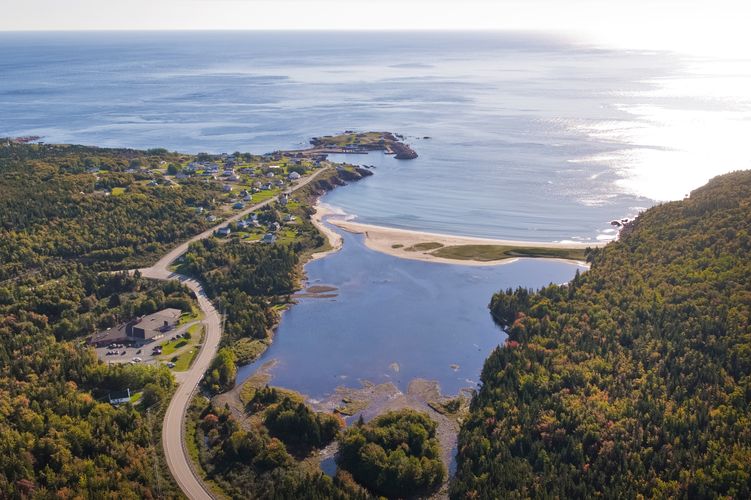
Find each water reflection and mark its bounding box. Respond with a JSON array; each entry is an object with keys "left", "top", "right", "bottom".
[{"left": 237, "top": 223, "right": 585, "bottom": 398}]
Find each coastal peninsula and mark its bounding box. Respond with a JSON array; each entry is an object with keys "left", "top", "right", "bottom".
[
  {"left": 307, "top": 131, "right": 418, "bottom": 159},
  {"left": 316, "top": 203, "right": 596, "bottom": 265}
]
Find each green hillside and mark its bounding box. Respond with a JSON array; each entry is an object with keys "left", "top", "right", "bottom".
[{"left": 452, "top": 170, "right": 751, "bottom": 498}]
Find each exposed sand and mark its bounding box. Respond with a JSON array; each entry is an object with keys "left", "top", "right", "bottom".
[
  {"left": 315, "top": 202, "right": 601, "bottom": 266},
  {"left": 309, "top": 203, "right": 344, "bottom": 261}
]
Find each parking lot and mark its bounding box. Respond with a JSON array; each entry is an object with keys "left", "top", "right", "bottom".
[{"left": 95, "top": 321, "right": 201, "bottom": 369}]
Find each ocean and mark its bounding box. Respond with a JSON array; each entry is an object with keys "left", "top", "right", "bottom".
[{"left": 3, "top": 31, "right": 749, "bottom": 242}]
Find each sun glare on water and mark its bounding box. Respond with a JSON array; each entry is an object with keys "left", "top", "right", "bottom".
[{"left": 574, "top": 57, "right": 751, "bottom": 202}]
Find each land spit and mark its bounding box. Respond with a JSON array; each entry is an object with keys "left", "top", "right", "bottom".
[{"left": 316, "top": 202, "right": 599, "bottom": 266}]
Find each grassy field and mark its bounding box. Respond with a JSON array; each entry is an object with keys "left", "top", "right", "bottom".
[
  {"left": 168, "top": 323, "right": 204, "bottom": 371},
  {"left": 110, "top": 187, "right": 126, "bottom": 196},
  {"left": 129, "top": 391, "right": 143, "bottom": 405},
  {"left": 173, "top": 347, "right": 199, "bottom": 371},
  {"left": 160, "top": 323, "right": 202, "bottom": 369},
  {"left": 314, "top": 131, "right": 388, "bottom": 147},
  {"left": 405, "top": 241, "right": 444, "bottom": 252},
  {"left": 431, "top": 244, "right": 588, "bottom": 262},
  {"left": 179, "top": 309, "right": 203, "bottom": 325},
  {"left": 246, "top": 188, "right": 279, "bottom": 204},
  {"left": 232, "top": 337, "right": 270, "bottom": 365},
  {"left": 160, "top": 338, "right": 189, "bottom": 356}
]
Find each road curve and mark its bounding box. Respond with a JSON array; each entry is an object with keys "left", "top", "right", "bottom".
[{"left": 139, "top": 167, "right": 330, "bottom": 499}]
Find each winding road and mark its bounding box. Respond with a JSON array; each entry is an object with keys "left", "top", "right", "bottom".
[{"left": 137, "top": 167, "right": 330, "bottom": 499}]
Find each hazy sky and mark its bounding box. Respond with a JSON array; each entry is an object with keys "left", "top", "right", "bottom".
[{"left": 3, "top": 0, "right": 750, "bottom": 55}]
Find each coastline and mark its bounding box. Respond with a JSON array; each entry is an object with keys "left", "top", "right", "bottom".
[
  {"left": 308, "top": 202, "right": 344, "bottom": 261},
  {"left": 316, "top": 202, "right": 601, "bottom": 266}
]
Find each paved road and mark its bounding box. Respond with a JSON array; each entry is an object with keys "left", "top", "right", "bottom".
[
  {"left": 149, "top": 166, "right": 330, "bottom": 276},
  {"left": 138, "top": 166, "right": 330, "bottom": 499}
]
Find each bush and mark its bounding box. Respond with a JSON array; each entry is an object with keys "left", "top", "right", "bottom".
[
  {"left": 203, "top": 347, "right": 236, "bottom": 392},
  {"left": 265, "top": 396, "right": 341, "bottom": 449}
]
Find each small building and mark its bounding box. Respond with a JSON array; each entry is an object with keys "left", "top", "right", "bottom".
[
  {"left": 261, "top": 233, "right": 277, "bottom": 244},
  {"left": 288, "top": 171, "right": 301, "bottom": 180},
  {"left": 109, "top": 388, "right": 131, "bottom": 406},
  {"left": 222, "top": 184, "right": 232, "bottom": 192},
  {"left": 233, "top": 202, "right": 245, "bottom": 210},
  {"left": 207, "top": 215, "right": 217, "bottom": 222},
  {"left": 217, "top": 227, "right": 231, "bottom": 237},
  {"left": 279, "top": 193, "right": 289, "bottom": 206},
  {"left": 268, "top": 222, "right": 281, "bottom": 232}
]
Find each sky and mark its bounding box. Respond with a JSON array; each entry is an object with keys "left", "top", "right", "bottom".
[{"left": 2, "top": 0, "right": 751, "bottom": 56}]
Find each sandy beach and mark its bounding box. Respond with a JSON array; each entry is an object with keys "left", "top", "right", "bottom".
[
  {"left": 308, "top": 203, "right": 344, "bottom": 261},
  {"left": 315, "top": 202, "right": 601, "bottom": 266}
]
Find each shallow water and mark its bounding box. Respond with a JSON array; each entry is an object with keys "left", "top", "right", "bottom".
[{"left": 236, "top": 224, "right": 584, "bottom": 398}]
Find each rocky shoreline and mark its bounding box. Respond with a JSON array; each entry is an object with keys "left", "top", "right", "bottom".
[{"left": 307, "top": 131, "right": 418, "bottom": 159}]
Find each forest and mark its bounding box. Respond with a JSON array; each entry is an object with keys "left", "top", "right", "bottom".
[
  {"left": 452, "top": 170, "right": 751, "bottom": 498},
  {"left": 190, "top": 388, "right": 371, "bottom": 499},
  {"left": 192, "top": 386, "right": 447, "bottom": 499},
  {"left": 0, "top": 142, "right": 223, "bottom": 281},
  {"left": 11, "top": 141, "right": 750, "bottom": 498},
  {"left": 181, "top": 238, "right": 299, "bottom": 375},
  {"left": 0, "top": 143, "right": 220, "bottom": 497},
  {"left": 337, "top": 409, "right": 446, "bottom": 497}
]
